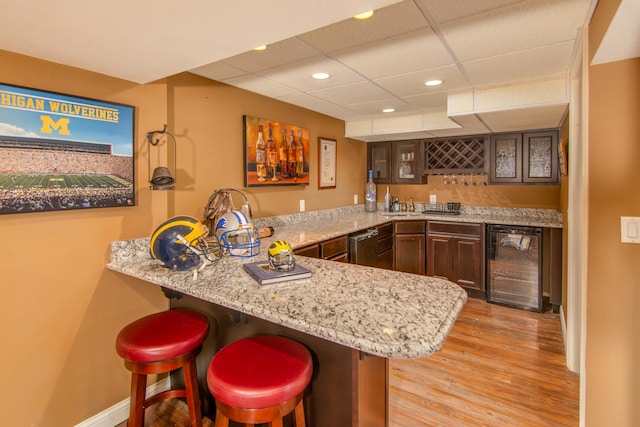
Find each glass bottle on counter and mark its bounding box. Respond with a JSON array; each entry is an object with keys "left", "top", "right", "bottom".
[
  {"left": 255, "top": 124, "right": 266, "bottom": 182},
  {"left": 365, "top": 170, "right": 377, "bottom": 212}
]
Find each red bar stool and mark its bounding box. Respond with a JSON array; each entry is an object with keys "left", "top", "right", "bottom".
[
  {"left": 207, "top": 335, "right": 313, "bottom": 427},
  {"left": 116, "top": 309, "right": 210, "bottom": 427}
]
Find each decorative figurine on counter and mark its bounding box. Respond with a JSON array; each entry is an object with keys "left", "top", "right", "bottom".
[{"left": 392, "top": 197, "right": 401, "bottom": 212}]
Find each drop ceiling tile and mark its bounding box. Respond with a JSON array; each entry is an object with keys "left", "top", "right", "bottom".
[
  {"left": 223, "top": 74, "right": 298, "bottom": 98},
  {"left": 462, "top": 42, "right": 573, "bottom": 87},
  {"left": 276, "top": 92, "right": 340, "bottom": 111},
  {"left": 334, "top": 29, "right": 454, "bottom": 79},
  {"left": 421, "top": 0, "right": 523, "bottom": 24},
  {"left": 220, "top": 38, "right": 322, "bottom": 73},
  {"left": 440, "top": 0, "right": 591, "bottom": 62},
  {"left": 298, "top": 0, "right": 429, "bottom": 54},
  {"left": 257, "top": 57, "right": 366, "bottom": 92},
  {"left": 401, "top": 92, "right": 449, "bottom": 110},
  {"left": 190, "top": 61, "right": 247, "bottom": 81},
  {"left": 344, "top": 98, "right": 413, "bottom": 116},
  {"left": 309, "top": 81, "right": 394, "bottom": 105},
  {"left": 312, "top": 104, "right": 365, "bottom": 121},
  {"left": 374, "top": 64, "right": 470, "bottom": 97}
]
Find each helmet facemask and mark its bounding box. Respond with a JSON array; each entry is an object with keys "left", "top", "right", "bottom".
[
  {"left": 268, "top": 240, "right": 296, "bottom": 271},
  {"left": 215, "top": 211, "right": 260, "bottom": 257}
]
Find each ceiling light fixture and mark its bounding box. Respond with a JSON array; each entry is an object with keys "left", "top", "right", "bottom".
[
  {"left": 382, "top": 108, "right": 395, "bottom": 113},
  {"left": 253, "top": 45, "right": 267, "bottom": 51},
  {"left": 354, "top": 10, "right": 374, "bottom": 20},
  {"left": 425, "top": 79, "right": 443, "bottom": 87},
  {"left": 312, "top": 72, "right": 330, "bottom": 80}
]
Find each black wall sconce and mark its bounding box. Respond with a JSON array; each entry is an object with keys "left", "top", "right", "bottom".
[{"left": 146, "top": 124, "right": 177, "bottom": 190}]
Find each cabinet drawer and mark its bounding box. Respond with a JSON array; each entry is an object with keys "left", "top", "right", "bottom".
[
  {"left": 321, "top": 236, "right": 348, "bottom": 259},
  {"left": 377, "top": 222, "right": 393, "bottom": 238},
  {"left": 377, "top": 248, "right": 394, "bottom": 270},
  {"left": 327, "top": 252, "right": 349, "bottom": 263},
  {"left": 294, "top": 244, "right": 320, "bottom": 258},
  {"left": 394, "top": 220, "right": 425, "bottom": 234},
  {"left": 377, "top": 234, "right": 393, "bottom": 252},
  {"left": 427, "top": 221, "right": 481, "bottom": 237}
]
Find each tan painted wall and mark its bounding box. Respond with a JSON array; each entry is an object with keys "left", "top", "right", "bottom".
[
  {"left": 1, "top": 50, "right": 564, "bottom": 426},
  {"left": 165, "top": 72, "right": 365, "bottom": 218},
  {"left": 0, "top": 50, "right": 171, "bottom": 426},
  {"left": 587, "top": 3, "right": 640, "bottom": 425}
]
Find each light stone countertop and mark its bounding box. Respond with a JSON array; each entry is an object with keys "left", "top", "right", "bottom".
[
  {"left": 107, "top": 204, "right": 560, "bottom": 359},
  {"left": 252, "top": 204, "right": 562, "bottom": 249}
]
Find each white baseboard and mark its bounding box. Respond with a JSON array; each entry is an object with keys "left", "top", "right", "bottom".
[{"left": 75, "top": 377, "right": 171, "bottom": 427}]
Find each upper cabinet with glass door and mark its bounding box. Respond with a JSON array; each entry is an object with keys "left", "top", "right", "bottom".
[
  {"left": 490, "top": 129, "right": 559, "bottom": 184},
  {"left": 367, "top": 140, "right": 423, "bottom": 184}
]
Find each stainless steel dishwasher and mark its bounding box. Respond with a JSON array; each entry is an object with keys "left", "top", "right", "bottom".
[
  {"left": 349, "top": 229, "right": 378, "bottom": 267},
  {"left": 486, "top": 224, "right": 542, "bottom": 312}
]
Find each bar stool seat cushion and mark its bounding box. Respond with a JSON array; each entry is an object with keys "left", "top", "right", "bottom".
[
  {"left": 116, "top": 309, "right": 209, "bottom": 363},
  {"left": 207, "top": 335, "right": 312, "bottom": 409}
]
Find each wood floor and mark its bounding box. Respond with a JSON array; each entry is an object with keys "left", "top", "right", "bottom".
[{"left": 120, "top": 299, "right": 579, "bottom": 427}]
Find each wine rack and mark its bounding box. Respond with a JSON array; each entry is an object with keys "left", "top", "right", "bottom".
[{"left": 424, "top": 135, "right": 487, "bottom": 174}]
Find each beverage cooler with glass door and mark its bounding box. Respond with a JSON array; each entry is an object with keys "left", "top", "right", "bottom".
[{"left": 486, "top": 225, "right": 543, "bottom": 312}]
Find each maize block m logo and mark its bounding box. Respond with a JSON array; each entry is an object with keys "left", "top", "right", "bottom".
[{"left": 40, "top": 115, "right": 70, "bottom": 135}]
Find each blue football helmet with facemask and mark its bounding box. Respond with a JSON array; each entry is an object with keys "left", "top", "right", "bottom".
[{"left": 214, "top": 210, "right": 260, "bottom": 257}]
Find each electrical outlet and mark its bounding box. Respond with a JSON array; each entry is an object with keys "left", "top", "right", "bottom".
[
  {"left": 299, "top": 199, "right": 305, "bottom": 212},
  {"left": 430, "top": 194, "right": 437, "bottom": 204},
  {"left": 354, "top": 194, "right": 358, "bottom": 204}
]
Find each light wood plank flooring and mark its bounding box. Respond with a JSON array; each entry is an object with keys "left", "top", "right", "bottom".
[
  {"left": 118, "top": 299, "right": 579, "bottom": 426},
  {"left": 388, "top": 299, "right": 579, "bottom": 426}
]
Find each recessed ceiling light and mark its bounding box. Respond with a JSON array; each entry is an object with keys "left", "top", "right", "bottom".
[
  {"left": 354, "top": 11, "right": 374, "bottom": 20},
  {"left": 312, "top": 72, "right": 330, "bottom": 80},
  {"left": 253, "top": 45, "right": 267, "bottom": 51},
  {"left": 425, "top": 79, "right": 443, "bottom": 87},
  {"left": 382, "top": 108, "right": 395, "bottom": 113}
]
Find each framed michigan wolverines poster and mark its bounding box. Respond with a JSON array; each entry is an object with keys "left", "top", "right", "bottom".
[{"left": 0, "top": 83, "right": 135, "bottom": 215}]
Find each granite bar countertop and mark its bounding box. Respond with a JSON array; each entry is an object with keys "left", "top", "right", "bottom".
[
  {"left": 107, "top": 238, "right": 467, "bottom": 359},
  {"left": 107, "top": 204, "right": 559, "bottom": 359}
]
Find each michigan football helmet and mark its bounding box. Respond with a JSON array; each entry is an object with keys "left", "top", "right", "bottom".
[
  {"left": 268, "top": 240, "right": 296, "bottom": 271},
  {"left": 214, "top": 211, "right": 260, "bottom": 257},
  {"left": 150, "top": 215, "right": 220, "bottom": 270}
]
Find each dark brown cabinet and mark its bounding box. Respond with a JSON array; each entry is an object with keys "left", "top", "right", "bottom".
[
  {"left": 368, "top": 141, "right": 392, "bottom": 184},
  {"left": 376, "top": 222, "right": 394, "bottom": 270},
  {"left": 427, "top": 221, "right": 484, "bottom": 296},
  {"left": 490, "top": 129, "right": 559, "bottom": 184},
  {"left": 367, "top": 140, "right": 423, "bottom": 184},
  {"left": 294, "top": 235, "right": 349, "bottom": 262},
  {"left": 393, "top": 220, "right": 425, "bottom": 275},
  {"left": 294, "top": 244, "right": 320, "bottom": 258}
]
